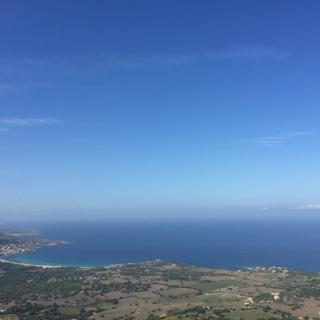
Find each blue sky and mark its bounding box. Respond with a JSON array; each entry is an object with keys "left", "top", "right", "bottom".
[{"left": 1, "top": 1, "right": 320, "bottom": 220}]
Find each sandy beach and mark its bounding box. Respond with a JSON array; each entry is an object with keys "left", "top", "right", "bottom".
[{"left": 0, "top": 257, "right": 62, "bottom": 268}]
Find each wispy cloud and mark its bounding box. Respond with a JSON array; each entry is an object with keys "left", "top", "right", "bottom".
[
  {"left": 296, "top": 203, "right": 320, "bottom": 210},
  {"left": 252, "top": 131, "right": 312, "bottom": 147},
  {"left": 0, "top": 117, "right": 62, "bottom": 131},
  {"left": 206, "top": 47, "right": 287, "bottom": 61},
  {"left": 94, "top": 47, "right": 287, "bottom": 69},
  {"left": 0, "top": 46, "right": 287, "bottom": 73},
  {"left": 0, "top": 46, "right": 288, "bottom": 94}
]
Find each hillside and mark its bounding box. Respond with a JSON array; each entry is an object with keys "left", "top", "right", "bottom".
[{"left": 0, "top": 260, "right": 320, "bottom": 320}]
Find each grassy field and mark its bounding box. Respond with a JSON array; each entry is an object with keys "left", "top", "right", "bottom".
[
  {"left": 194, "top": 280, "right": 246, "bottom": 293},
  {"left": 0, "top": 315, "right": 20, "bottom": 320},
  {"left": 58, "top": 305, "right": 81, "bottom": 318}
]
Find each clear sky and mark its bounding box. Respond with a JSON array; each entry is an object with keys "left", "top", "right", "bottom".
[{"left": 0, "top": 1, "right": 320, "bottom": 220}]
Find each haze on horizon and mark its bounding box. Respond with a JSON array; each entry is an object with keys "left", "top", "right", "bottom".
[{"left": 0, "top": 1, "right": 319, "bottom": 221}]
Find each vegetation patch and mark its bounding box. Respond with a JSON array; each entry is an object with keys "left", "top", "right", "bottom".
[{"left": 195, "top": 280, "right": 245, "bottom": 294}]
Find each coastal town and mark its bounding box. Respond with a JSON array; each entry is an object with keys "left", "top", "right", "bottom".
[{"left": 0, "top": 230, "right": 68, "bottom": 257}]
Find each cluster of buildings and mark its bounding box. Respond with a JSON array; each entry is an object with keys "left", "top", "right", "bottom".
[
  {"left": 246, "top": 266, "right": 289, "bottom": 274},
  {"left": 0, "top": 242, "right": 36, "bottom": 256},
  {"left": 0, "top": 238, "right": 68, "bottom": 257}
]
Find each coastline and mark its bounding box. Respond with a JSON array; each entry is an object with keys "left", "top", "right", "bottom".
[
  {"left": 0, "top": 257, "right": 291, "bottom": 274},
  {"left": 0, "top": 256, "right": 126, "bottom": 269},
  {"left": 0, "top": 255, "right": 163, "bottom": 270},
  {"left": 0, "top": 257, "right": 63, "bottom": 269}
]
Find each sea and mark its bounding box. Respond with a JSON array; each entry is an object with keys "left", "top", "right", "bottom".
[{"left": 5, "top": 218, "right": 320, "bottom": 272}]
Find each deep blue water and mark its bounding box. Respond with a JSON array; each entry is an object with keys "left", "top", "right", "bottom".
[{"left": 7, "top": 219, "right": 320, "bottom": 271}]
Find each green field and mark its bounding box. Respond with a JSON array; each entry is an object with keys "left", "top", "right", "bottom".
[
  {"left": 0, "top": 315, "right": 20, "bottom": 320},
  {"left": 194, "top": 280, "right": 246, "bottom": 293}
]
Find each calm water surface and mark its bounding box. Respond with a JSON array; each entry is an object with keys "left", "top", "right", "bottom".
[{"left": 8, "top": 219, "right": 320, "bottom": 271}]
